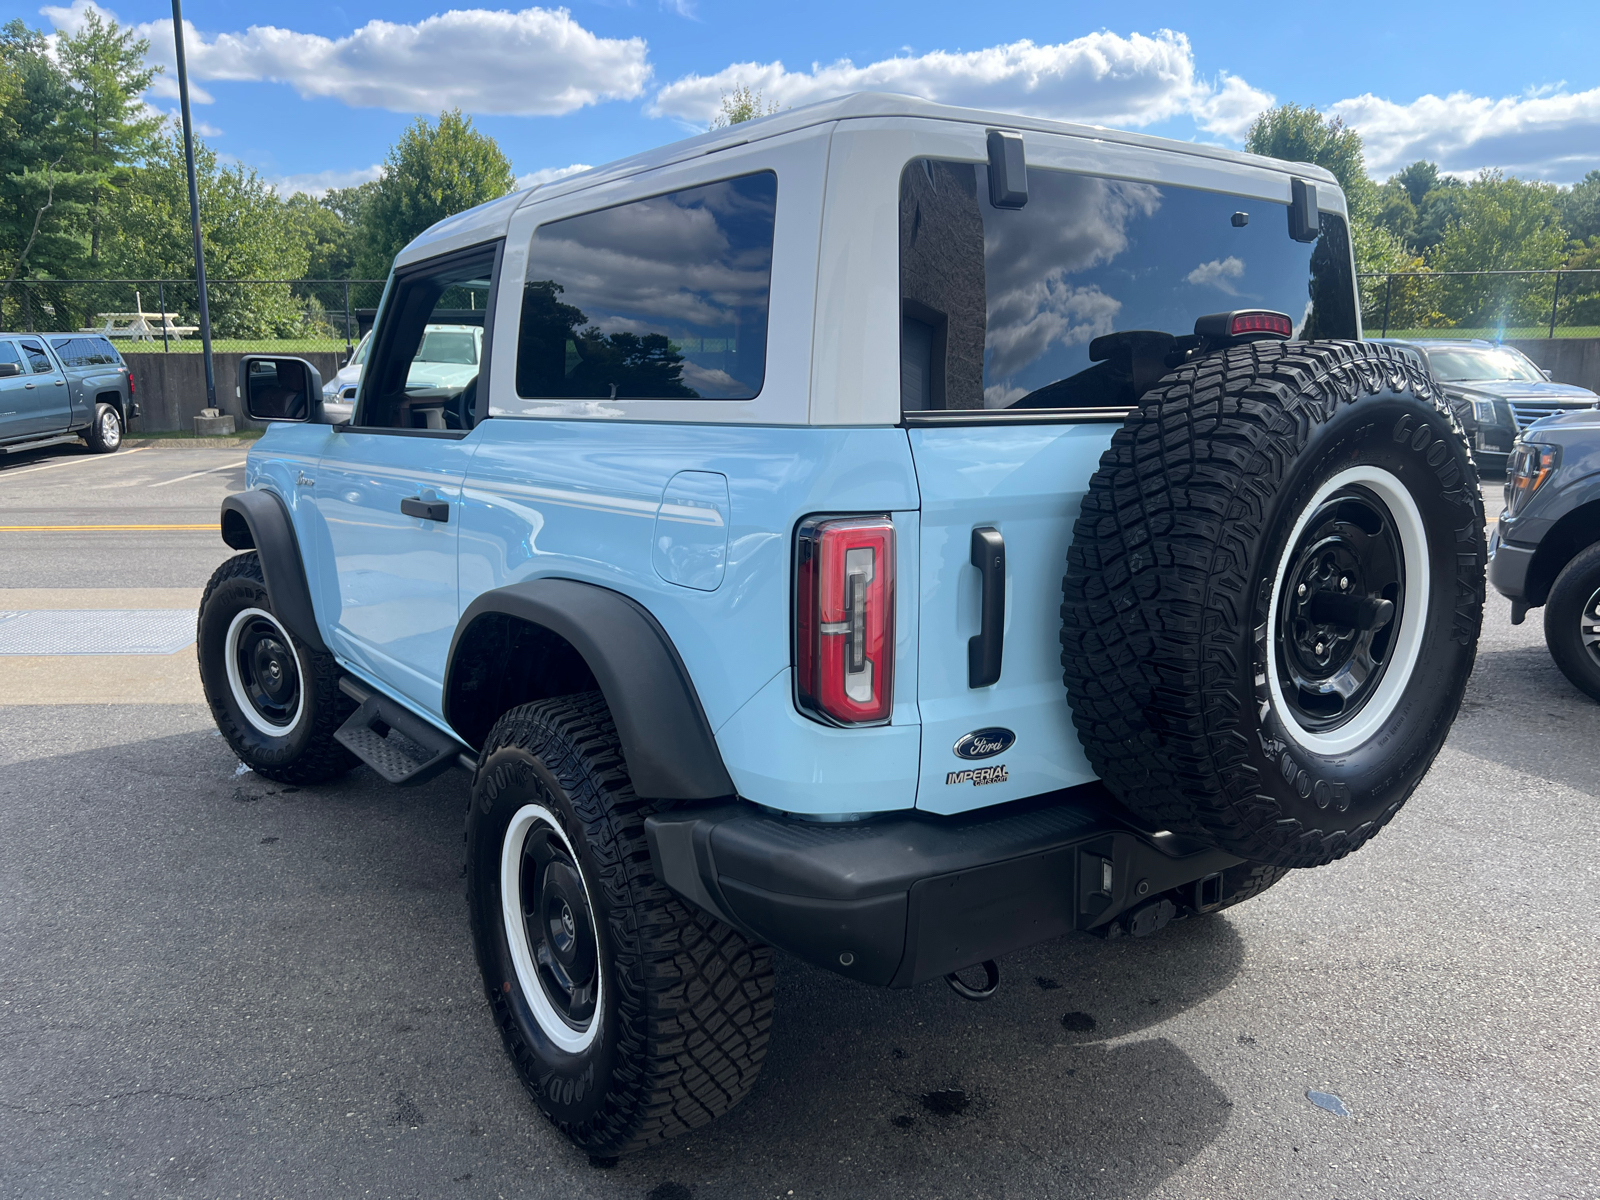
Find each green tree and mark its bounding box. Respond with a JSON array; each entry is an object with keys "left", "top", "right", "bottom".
[
  {"left": 1393, "top": 160, "right": 1444, "bottom": 207},
  {"left": 55, "top": 8, "right": 160, "bottom": 266},
  {"left": 1431, "top": 170, "right": 1567, "bottom": 328},
  {"left": 0, "top": 20, "right": 91, "bottom": 309},
  {"left": 1245, "top": 103, "right": 1375, "bottom": 218},
  {"left": 356, "top": 111, "right": 513, "bottom": 278},
  {"left": 1558, "top": 170, "right": 1600, "bottom": 244},
  {"left": 103, "top": 129, "right": 312, "bottom": 337},
  {"left": 1373, "top": 178, "right": 1417, "bottom": 247},
  {"left": 709, "top": 84, "right": 778, "bottom": 130}
]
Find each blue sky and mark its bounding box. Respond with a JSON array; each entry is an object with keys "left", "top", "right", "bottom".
[{"left": 39, "top": 0, "right": 1600, "bottom": 194}]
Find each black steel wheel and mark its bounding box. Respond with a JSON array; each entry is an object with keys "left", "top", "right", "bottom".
[
  {"left": 197, "top": 552, "right": 357, "bottom": 783},
  {"left": 1274, "top": 484, "right": 1406, "bottom": 733}
]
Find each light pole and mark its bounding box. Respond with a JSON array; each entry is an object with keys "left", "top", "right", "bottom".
[{"left": 170, "top": 0, "right": 216, "bottom": 411}]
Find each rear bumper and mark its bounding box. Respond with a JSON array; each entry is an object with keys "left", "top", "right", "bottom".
[{"left": 644, "top": 784, "right": 1241, "bottom": 988}]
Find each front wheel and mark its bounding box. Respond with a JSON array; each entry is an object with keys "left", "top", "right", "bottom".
[
  {"left": 197, "top": 552, "right": 356, "bottom": 783},
  {"left": 1543, "top": 543, "right": 1600, "bottom": 702},
  {"left": 466, "top": 694, "right": 773, "bottom": 1157}
]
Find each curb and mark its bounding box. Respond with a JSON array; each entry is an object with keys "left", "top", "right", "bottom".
[{"left": 123, "top": 436, "right": 264, "bottom": 449}]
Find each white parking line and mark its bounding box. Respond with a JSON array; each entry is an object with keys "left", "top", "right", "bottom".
[
  {"left": 0, "top": 446, "right": 149, "bottom": 478},
  {"left": 148, "top": 459, "right": 247, "bottom": 488}
]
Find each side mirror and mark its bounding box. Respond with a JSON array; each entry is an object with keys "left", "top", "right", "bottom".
[
  {"left": 0, "top": 361, "right": 20, "bottom": 378},
  {"left": 239, "top": 355, "right": 322, "bottom": 422},
  {"left": 1541, "top": 368, "right": 1554, "bottom": 381}
]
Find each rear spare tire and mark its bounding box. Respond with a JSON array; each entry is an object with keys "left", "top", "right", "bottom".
[{"left": 1062, "top": 341, "right": 1484, "bottom": 869}]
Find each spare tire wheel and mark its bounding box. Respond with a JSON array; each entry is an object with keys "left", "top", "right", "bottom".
[{"left": 1062, "top": 341, "right": 1485, "bottom": 869}]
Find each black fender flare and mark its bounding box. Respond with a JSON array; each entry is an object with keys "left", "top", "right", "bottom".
[
  {"left": 444, "top": 579, "right": 735, "bottom": 801},
  {"left": 218, "top": 490, "right": 328, "bottom": 653}
]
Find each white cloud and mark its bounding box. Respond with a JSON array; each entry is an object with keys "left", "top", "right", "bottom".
[
  {"left": 516, "top": 163, "right": 592, "bottom": 191},
  {"left": 266, "top": 165, "right": 383, "bottom": 197},
  {"left": 650, "top": 31, "right": 1274, "bottom": 137},
  {"left": 1331, "top": 86, "right": 1600, "bottom": 182},
  {"left": 1186, "top": 255, "right": 1245, "bottom": 291},
  {"left": 42, "top": 0, "right": 650, "bottom": 116}
]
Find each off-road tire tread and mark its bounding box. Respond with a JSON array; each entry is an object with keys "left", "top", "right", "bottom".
[
  {"left": 198, "top": 551, "right": 357, "bottom": 784},
  {"left": 473, "top": 693, "right": 774, "bottom": 1156},
  {"left": 1061, "top": 340, "right": 1483, "bottom": 868}
]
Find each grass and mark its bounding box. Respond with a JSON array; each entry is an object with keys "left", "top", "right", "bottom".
[
  {"left": 1375, "top": 326, "right": 1600, "bottom": 340},
  {"left": 119, "top": 338, "right": 355, "bottom": 355}
]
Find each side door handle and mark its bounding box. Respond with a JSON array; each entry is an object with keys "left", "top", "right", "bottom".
[
  {"left": 968, "top": 526, "right": 1005, "bottom": 688},
  {"left": 400, "top": 496, "right": 450, "bottom": 522}
]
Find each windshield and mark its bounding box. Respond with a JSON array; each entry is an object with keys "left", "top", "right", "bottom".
[
  {"left": 1425, "top": 346, "right": 1543, "bottom": 383},
  {"left": 349, "top": 332, "right": 371, "bottom": 366},
  {"left": 415, "top": 329, "right": 478, "bottom": 365},
  {"left": 899, "top": 159, "right": 1358, "bottom": 412}
]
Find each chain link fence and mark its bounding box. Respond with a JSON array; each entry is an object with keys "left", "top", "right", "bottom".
[
  {"left": 1358, "top": 269, "right": 1600, "bottom": 340},
  {"left": 0, "top": 279, "right": 388, "bottom": 355}
]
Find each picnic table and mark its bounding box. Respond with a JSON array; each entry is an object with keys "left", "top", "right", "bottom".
[{"left": 81, "top": 293, "right": 198, "bottom": 342}]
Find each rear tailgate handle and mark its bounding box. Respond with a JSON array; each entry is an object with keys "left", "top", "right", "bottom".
[
  {"left": 969, "top": 526, "right": 1005, "bottom": 687},
  {"left": 401, "top": 496, "right": 450, "bottom": 522}
]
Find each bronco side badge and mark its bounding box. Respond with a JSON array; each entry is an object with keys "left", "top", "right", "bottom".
[{"left": 953, "top": 728, "right": 1015, "bottom": 760}]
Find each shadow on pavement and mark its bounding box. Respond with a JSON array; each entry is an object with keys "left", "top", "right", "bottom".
[{"left": 0, "top": 717, "right": 1244, "bottom": 1199}]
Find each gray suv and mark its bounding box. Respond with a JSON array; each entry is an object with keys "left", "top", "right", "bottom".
[{"left": 1489, "top": 408, "right": 1600, "bottom": 699}]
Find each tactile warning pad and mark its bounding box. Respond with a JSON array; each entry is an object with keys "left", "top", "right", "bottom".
[{"left": 0, "top": 610, "right": 197, "bottom": 655}]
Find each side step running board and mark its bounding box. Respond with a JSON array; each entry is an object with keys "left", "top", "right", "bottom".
[{"left": 335, "top": 677, "right": 469, "bottom": 786}]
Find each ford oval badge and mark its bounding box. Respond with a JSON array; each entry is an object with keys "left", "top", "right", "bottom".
[{"left": 954, "top": 728, "right": 1015, "bottom": 760}]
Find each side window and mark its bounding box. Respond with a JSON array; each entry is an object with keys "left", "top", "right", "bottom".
[
  {"left": 0, "top": 341, "right": 21, "bottom": 374},
  {"left": 358, "top": 244, "right": 498, "bottom": 431},
  {"left": 93, "top": 338, "right": 123, "bottom": 366},
  {"left": 49, "top": 340, "right": 79, "bottom": 368},
  {"left": 509, "top": 171, "right": 776, "bottom": 408},
  {"left": 21, "top": 341, "right": 57, "bottom": 374}
]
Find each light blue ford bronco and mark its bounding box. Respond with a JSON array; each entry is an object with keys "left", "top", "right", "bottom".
[{"left": 199, "top": 94, "right": 1486, "bottom": 1156}]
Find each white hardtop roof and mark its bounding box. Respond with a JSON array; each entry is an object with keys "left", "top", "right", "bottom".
[{"left": 397, "top": 92, "right": 1340, "bottom": 266}]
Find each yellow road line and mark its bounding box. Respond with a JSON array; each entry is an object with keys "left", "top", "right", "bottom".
[{"left": 0, "top": 523, "right": 215, "bottom": 531}]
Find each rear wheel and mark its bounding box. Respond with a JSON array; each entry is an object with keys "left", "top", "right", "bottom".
[
  {"left": 466, "top": 694, "right": 773, "bottom": 1157},
  {"left": 1062, "top": 341, "right": 1485, "bottom": 869},
  {"left": 85, "top": 402, "right": 122, "bottom": 453},
  {"left": 1543, "top": 543, "right": 1600, "bottom": 702}
]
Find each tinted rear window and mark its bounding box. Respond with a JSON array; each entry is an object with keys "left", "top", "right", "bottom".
[
  {"left": 899, "top": 159, "right": 1357, "bottom": 413},
  {"left": 511, "top": 171, "right": 777, "bottom": 404}
]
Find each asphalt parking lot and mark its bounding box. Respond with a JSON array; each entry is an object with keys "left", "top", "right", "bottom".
[{"left": 2, "top": 443, "right": 1597, "bottom": 1200}]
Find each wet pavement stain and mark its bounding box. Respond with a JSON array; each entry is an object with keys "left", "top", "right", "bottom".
[
  {"left": 392, "top": 1092, "right": 424, "bottom": 1127},
  {"left": 259, "top": 836, "right": 278, "bottom": 844},
  {"left": 589, "top": 1155, "right": 619, "bottom": 1169},
  {"left": 921, "top": 1089, "right": 970, "bottom": 1117},
  {"left": 1035, "top": 976, "right": 1062, "bottom": 990},
  {"left": 891, "top": 1114, "right": 917, "bottom": 1128},
  {"left": 1307, "top": 1090, "right": 1350, "bottom": 1117},
  {"left": 645, "top": 1183, "right": 693, "bottom": 1200},
  {"left": 1061, "top": 1011, "right": 1097, "bottom": 1032}
]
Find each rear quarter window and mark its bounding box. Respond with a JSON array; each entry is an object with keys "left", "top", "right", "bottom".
[
  {"left": 899, "top": 159, "right": 1357, "bottom": 414},
  {"left": 508, "top": 171, "right": 777, "bottom": 406}
]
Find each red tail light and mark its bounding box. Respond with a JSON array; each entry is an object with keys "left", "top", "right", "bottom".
[
  {"left": 126, "top": 371, "right": 135, "bottom": 395},
  {"left": 1230, "top": 311, "right": 1293, "bottom": 337},
  {"left": 795, "top": 515, "right": 895, "bottom": 725}
]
